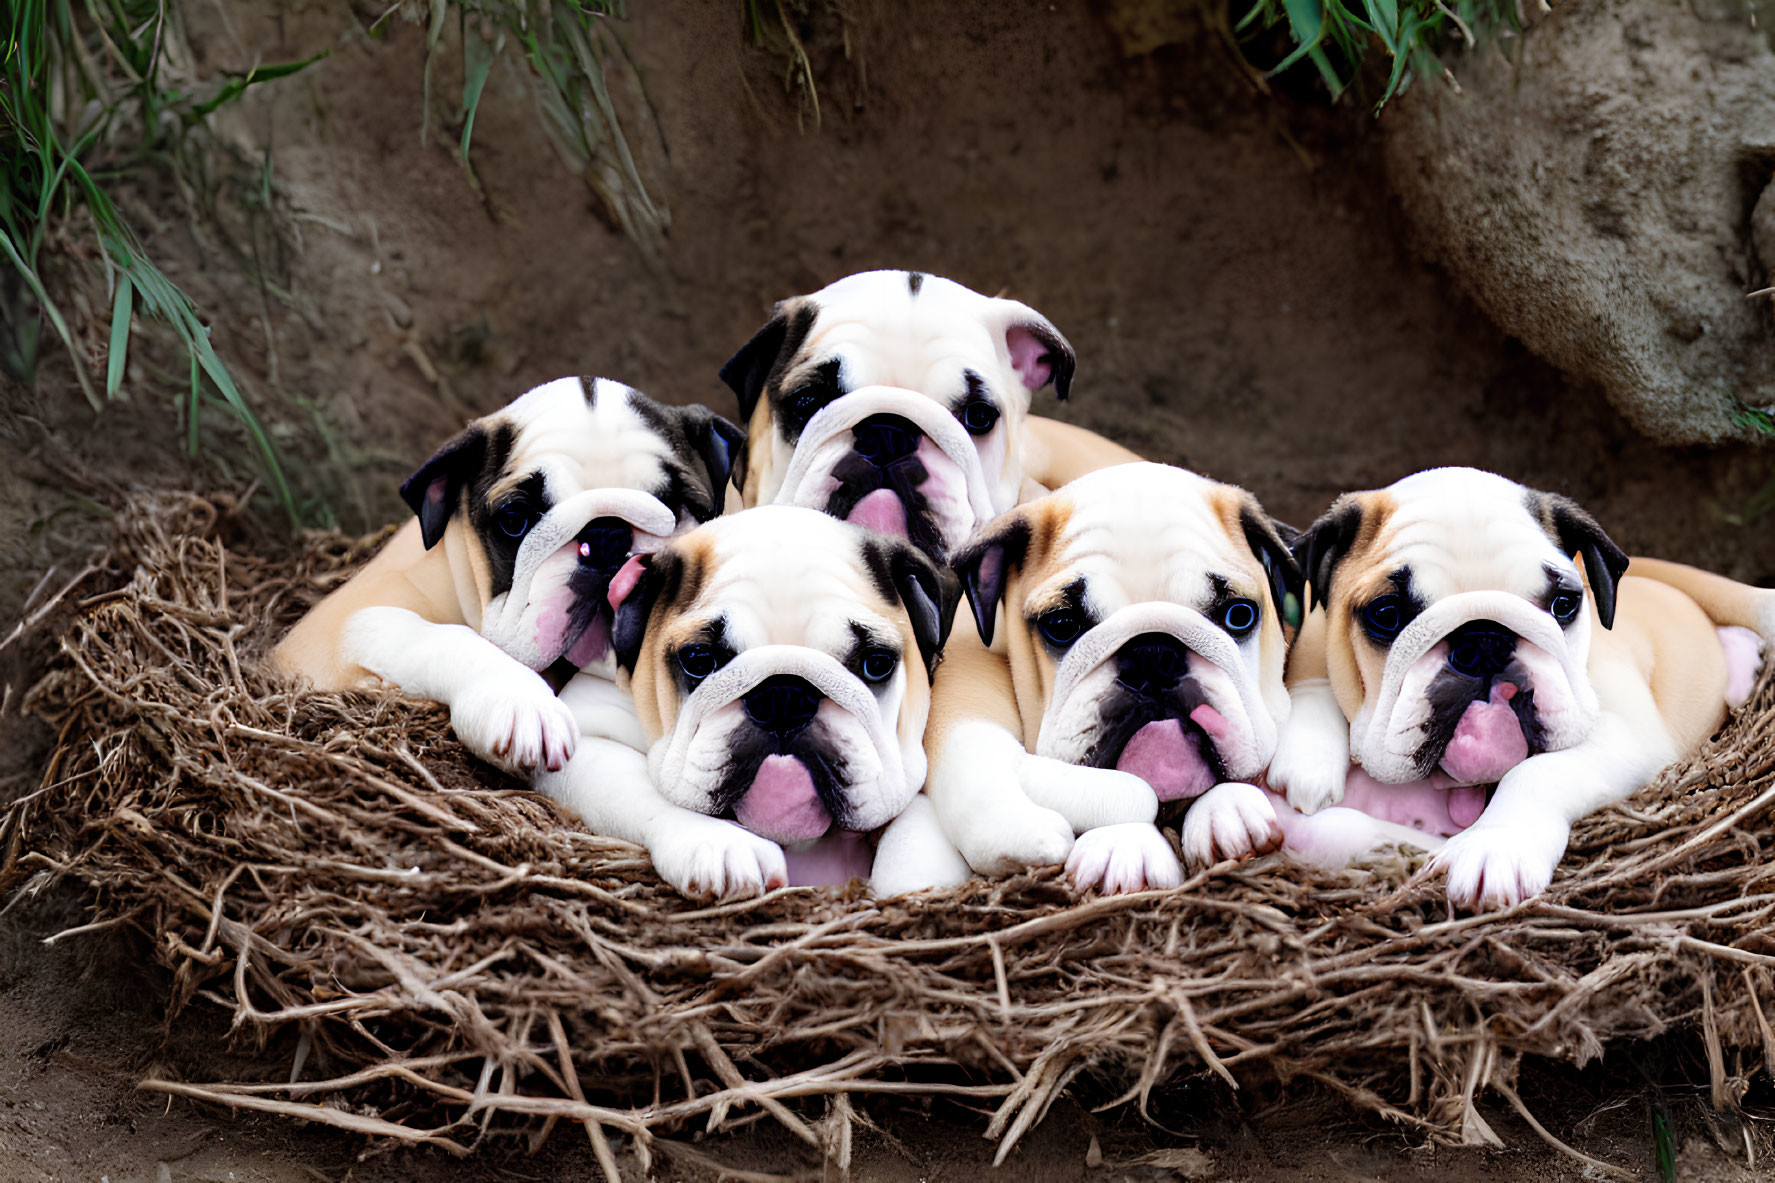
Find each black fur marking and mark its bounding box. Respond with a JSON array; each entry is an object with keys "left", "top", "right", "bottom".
[
  {"left": 613, "top": 549, "right": 684, "bottom": 673},
  {"left": 1527, "top": 490, "right": 1630, "bottom": 630},
  {"left": 858, "top": 534, "right": 960, "bottom": 677},
  {"left": 1009, "top": 317, "right": 1077, "bottom": 402},
  {"left": 719, "top": 301, "right": 818, "bottom": 429},
  {"left": 1033, "top": 577, "right": 1092, "bottom": 657},
  {"left": 705, "top": 709, "right": 862, "bottom": 832},
  {"left": 824, "top": 449, "right": 947, "bottom": 559},
  {"left": 1410, "top": 659, "right": 1546, "bottom": 781},
  {"left": 578, "top": 375, "right": 598, "bottom": 405},
  {"left": 399, "top": 424, "right": 494, "bottom": 551},
  {"left": 625, "top": 392, "right": 746, "bottom": 523},
  {"left": 460, "top": 427, "right": 529, "bottom": 597},
  {"left": 1075, "top": 655, "right": 1229, "bottom": 825},
  {"left": 773, "top": 356, "right": 845, "bottom": 444},
  {"left": 1294, "top": 495, "right": 1364, "bottom": 611},
  {"left": 907, "top": 271, "right": 925, "bottom": 295},
  {"left": 1239, "top": 502, "right": 1305, "bottom": 623},
  {"left": 951, "top": 515, "right": 1034, "bottom": 647}
]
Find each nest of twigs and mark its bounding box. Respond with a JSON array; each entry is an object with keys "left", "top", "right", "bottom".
[{"left": 4, "top": 493, "right": 1775, "bottom": 1176}]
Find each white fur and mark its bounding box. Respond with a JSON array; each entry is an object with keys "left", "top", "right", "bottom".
[
  {"left": 1267, "top": 675, "right": 1352, "bottom": 814},
  {"left": 1180, "top": 782, "right": 1281, "bottom": 869},
  {"left": 871, "top": 794, "right": 973, "bottom": 896},
  {"left": 1066, "top": 822, "right": 1183, "bottom": 894}
]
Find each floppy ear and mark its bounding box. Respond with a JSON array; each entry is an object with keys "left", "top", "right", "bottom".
[
  {"left": 718, "top": 298, "right": 814, "bottom": 428},
  {"left": 949, "top": 512, "right": 1033, "bottom": 647},
  {"left": 609, "top": 552, "right": 668, "bottom": 673},
  {"left": 886, "top": 542, "right": 961, "bottom": 678},
  {"left": 398, "top": 426, "right": 488, "bottom": 550},
  {"left": 989, "top": 299, "right": 1077, "bottom": 402},
  {"left": 1240, "top": 501, "right": 1306, "bottom": 631},
  {"left": 1541, "top": 494, "right": 1631, "bottom": 630},
  {"left": 677, "top": 403, "right": 745, "bottom": 517},
  {"left": 1293, "top": 495, "right": 1365, "bottom": 613}
]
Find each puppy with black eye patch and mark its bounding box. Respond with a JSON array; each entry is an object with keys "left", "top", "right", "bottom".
[
  {"left": 537, "top": 505, "right": 961, "bottom": 896},
  {"left": 272, "top": 377, "right": 741, "bottom": 775},
  {"left": 1196, "top": 466, "right": 1773, "bottom": 912},
  {"left": 880, "top": 462, "right": 1304, "bottom": 897},
  {"left": 718, "top": 270, "right": 1142, "bottom": 558}
]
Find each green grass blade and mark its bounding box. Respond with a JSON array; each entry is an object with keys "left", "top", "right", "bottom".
[
  {"left": 105, "top": 269, "right": 131, "bottom": 397},
  {"left": 460, "top": 33, "right": 494, "bottom": 167},
  {"left": 1270, "top": 0, "right": 1328, "bottom": 75},
  {"left": 0, "top": 221, "right": 102, "bottom": 410},
  {"left": 186, "top": 51, "right": 327, "bottom": 122}
]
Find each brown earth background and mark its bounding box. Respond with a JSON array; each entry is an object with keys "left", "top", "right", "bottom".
[{"left": 3, "top": 1, "right": 1774, "bottom": 1179}]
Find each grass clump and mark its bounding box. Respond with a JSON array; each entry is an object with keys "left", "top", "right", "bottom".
[{"left": 1, "top": 0, "right": 320, "bottom": 522}]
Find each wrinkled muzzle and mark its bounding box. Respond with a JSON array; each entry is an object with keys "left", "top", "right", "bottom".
[
  {"left": 1035, "top": 602, "right": 1287, "bottom": 800},
  {"left": 1352, "top": 590, "right": 1598, "bottom": 785},
  {"left": 481, "top": 488, "right": 680, "bottom": 672},
  {"left": 772, "top": 386, "right": 1004, "bottom": 556},
  {"left": 647, "top": 646, "right": 923, "bottom": 838}
]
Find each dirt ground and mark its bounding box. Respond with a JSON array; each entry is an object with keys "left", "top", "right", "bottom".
[{"left": 4, "top": 0, "right": 1774, "bottom": 1178}]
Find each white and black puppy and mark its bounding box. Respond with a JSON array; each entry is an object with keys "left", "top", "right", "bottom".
[
  {"left": 901, "top": 463, "right": 1303, "bottom": 896},
  {"left": 1195, "top": 466, "right": 1771, "bottom": 910},
  {"left": 273, "top": 377, "right": 740, "bottom": 774},
  {"left": 543, "top": 505, "right": 959, "bottom": 893},
  {"left": 718, "top": 270, "right": 1141, "bottom": 557}
]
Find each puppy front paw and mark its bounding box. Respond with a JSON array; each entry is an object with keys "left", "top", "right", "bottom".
[
  {"left": 648, "top": 815, "right": 788, "bottom": 900},
  {"left": 1180, "top": 782, "right": 1282, "bottom": 871},
  {"left": 1431, "top": 823, "right": 1565, "bottom": 912},
  {"left": 1266, "top": 743, "right": 1348, "bottom": 816},
  {"left": 1065, "top": 824, "right": 1182, "bottom": 895},
  {"left": 959, "top": 803, "right": 1075, "bottom": 877},
  {"left": 451, "top": 677, "right": 579, "bottom": 774}
]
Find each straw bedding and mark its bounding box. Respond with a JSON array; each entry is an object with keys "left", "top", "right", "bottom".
[{"left": 3, "top": 493, "right": 1775, "bottom": 1174}]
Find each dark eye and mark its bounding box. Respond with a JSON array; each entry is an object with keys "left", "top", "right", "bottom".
[
  {"left": 676, "top": 644, "right": 723, "bottom": 686},
  {"left": 494, "top": 502, "right": 536, "bottom": 538},
  {"left": 1037, "top": 609, "right": 1086, "bottom": 647},
  {"left": 1361, "top": 594, "right": 1405, "bottom": 645},
  {"left": 1550, "top": 591, "right": 1581, "bottom": 625},
  {"left": 859, "top": 648, "right": 898, "bottom": 683},
  {"left": 958, "top": 399, "right": 1000, "bottom": 436},
  {"left": 1218, "top": 598, "right": 1259, "bottom": 638}
]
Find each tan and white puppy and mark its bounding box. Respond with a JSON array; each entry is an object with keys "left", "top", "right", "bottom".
[
  {"left": 272, "top": 377, "right": 741, "bottom": 774},
  {"left": 897, "top": 463, "right": 1304, "bottom": 897},
  {"left": 1198, "top": 466, "right": 1771, "bottom": 911},
  {"left": 556, "top": 505, "right": 960, "bottom": 892},
  {"left": 718, "top": 270, "right": 1140, "bottom": 557}
]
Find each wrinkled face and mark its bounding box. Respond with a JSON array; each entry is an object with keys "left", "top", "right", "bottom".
[
  {"left": 399, "top": 377, "right": 742, "bottom": 679},
  {"left": 1297, "top": 467, "right": 1628, "bottom": 786},
  {"left": 956, "top": 463, "right": 1301, "bottom": 808},
  {"left": 718, "top": 270, "right": 1077, "bottom": 558},
  {"left": 612, "top": 506, "right": 957, "bottom": 841}
]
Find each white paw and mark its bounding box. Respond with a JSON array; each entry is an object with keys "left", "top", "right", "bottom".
[
  {"left": 1431, "top": 822, "right": 1566, "bottom": 912},
  {"left": 1065, "top": 824, "right": 1182, "bottom": 895},
  {"left": 1181, "top": 782, "right": 1282, "bottom": 871},
  {"left": 1267, "top": 739, "right": 1349, "bottom": 816},
  {"left": 647, "top": 814, "right": 788, "bottom": 900},
  {"left": 450, "top": 676, "right": 578, "bottom": 774},
  {"left": 958, "top": 802, "right": 1076, "bottom": 877}
]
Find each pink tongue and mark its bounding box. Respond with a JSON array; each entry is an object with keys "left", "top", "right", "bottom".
[
  {"left": 734, "top": 755, "right": 832, "bottom": 843},
  {"left": 846, "top": 488, "right": 909, "bottom": 538},
  {"left": 783, "top": 830, "right": 874, "bottom": 887},
  {"left": 1115, "top": 719, "right": 1216, "bottom": 802},
  {"left": 1440, "top": 684, "right": 1529, "bottom": 785},
  {"left": 563, "top": 614, "right": 610, "bottom": 668},
  {"left": 1447, "top": 784, "right": 1489, "bottom": 829}
]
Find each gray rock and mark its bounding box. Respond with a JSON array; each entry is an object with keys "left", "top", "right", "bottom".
[{"left": 1384, "top": 0, "right": 1775, "bottom": 444}]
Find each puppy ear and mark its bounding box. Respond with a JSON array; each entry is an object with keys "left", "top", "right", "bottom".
[
  {"left": 1240, "top": 501, "right": 1306, "bottom": 631},
  {"left": 1539, "top": 494, "right": 1631, "bottom": 629},
  {"left": 1293, "top": 495, "right": 1365, "bottom": 612},
  {"left": 610, "top": 552, "right": 667, "bottom": 673},
  {"left": 989, "top": 299, "right": 1077, "bottom": 401},
  {"left": 677, "top": 404, "right": 745, "bottom": 518},
  {"left": 887, "top": 542, "right": 961, "bottom": 678},
  {"left": 398, "top": 425, "right": 488, "bottom": 550},
  {"left": 718, "top": 299, "right": 814, "bottom": 428},
  {"left": 949, "top": 512, "right": 1033, "bottom": 647}
]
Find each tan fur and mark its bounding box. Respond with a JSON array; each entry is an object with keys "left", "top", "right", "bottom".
[
  {"left": 1289, "top": 491, "right": 1397, "bottom": 723},
  {"left": 1615, "top": 556, "right": 1775, "bottom": 636},
  {"left": 271, "top": 518, "right": 474, "bottom": 690},
  {"left": 1017, "top": 416, "right": 1141, "bottom": 493}
]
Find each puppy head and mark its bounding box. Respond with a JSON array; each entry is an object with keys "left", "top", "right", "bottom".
[
  {"left": 1295, "top": 466, "right": 1629, "bottom": 785},
  {"left": 952, "top": 462, "right": 1303, "bottom": 804},
  {"left": 718, "top": 270, "right": 1076, "bottom": 557},
  {"left": 397, "top": 377, "right": 742, "bottom": 677},
  {"left": 610, "top": 506, "right": 959, "bottom": 841}
]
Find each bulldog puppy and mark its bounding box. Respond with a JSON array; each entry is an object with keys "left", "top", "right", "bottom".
[
  {"left": 542, "top": 505, "right": 961, "bottom": 895},
  {"left": 1194, "top": 466, "right": 1771, "bottom": 911},
  {"left": 905, "top": 463, "right": 1304, "bottom": 896},
  {"left": 272, "top": 377, "right": 741, "bottom": 774},
  {"left": 717, "top": 270, "right": 1140, "bottom": 557}
]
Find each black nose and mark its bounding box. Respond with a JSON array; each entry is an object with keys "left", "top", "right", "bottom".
[
  {"left": 1446, "top": 621, "right": 1516, "bottom": 680},
  {"left": 742, "top": 675, "right": 824, "bottom": 741},
  {"left": 1115, "top": 633, "right": 1190, "bottom": 700},
  {"left": 852, "top": 414, "right": 922, "bottom": 466},
  {"left": 576, "top": 517, "right": 632, "bottom": 572}
]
